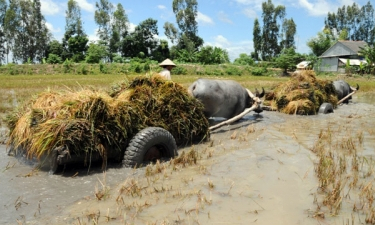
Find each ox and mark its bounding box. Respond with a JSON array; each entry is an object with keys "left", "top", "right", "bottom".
[
  {"left": 333, "top": 80, "right": 359, "bottom": 104},
  {"left": 188, "top": 79, "right": 264, "bottom": 119}
]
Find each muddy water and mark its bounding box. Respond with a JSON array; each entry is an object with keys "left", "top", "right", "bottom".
[{"left": 1, "top": 96, "right": 375, "bottom": 225}]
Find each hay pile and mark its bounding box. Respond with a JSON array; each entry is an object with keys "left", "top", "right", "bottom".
[
  {"left": 7, "top": 75, "right": 209, "bottom": 160},
  {"left": 263, "top": 70, "right": 338, "bottom": 115}
]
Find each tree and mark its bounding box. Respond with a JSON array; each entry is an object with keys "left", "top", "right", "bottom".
[
  {"left": 85, "top": 42, "right": 107, "bottom": 63},
  {"left": 63, "top": 0, "right": 88, "bottom": 62},
  {"left": 359, "top": 43, "right": 375, "bottom": 74},
  {"left": 152, "top": 39, "right": 170, "bottom": 62},
  {"left": 121, "top": 18, "right": 159, "bottom": 59},
  {"left": 280, "top": 18, "right": 296, "bottom": 50},
  {"left": 307, "top": 29, "right": 335, "bottom": 56},
  {"left": 196, "top": 46, "right": 229, "bottom": 64},
  {"left": 47, "top": 40, "right": 63, "bottom": 56},
  {"left": 275, "top": 47, "right": 302, "bottom": 74},
  {"left": 7, "top": 0, "right": 50, "bottom": 63},
  {"left": 32, "top": 0, "right": 50, "bottom": 62},
  {"left": 0, "top": 0, "right": 7, "bottom": 64},
  {"left": 164, "top": 0, "right": 203, "bottom": 56},
  {"left": 3, "top": 0, "right": 19, "bottom": 63},
  {"left": 94, "top": 0, "right": 113, "bottom": 61},
  {"left": 110, "top": 3, "right": 128, "bottom": 59},
  {"left": 324, "top": 1, "right": 375, "bottom": 44},
  {"left": 233, "top": 53, "right": 255, "bottom": 65},
  {"left": 260, "top": 0, "right": 286, "bottom": 60},
  {"left": 252, "top": 18, "right": 261, "bottom": 60}
]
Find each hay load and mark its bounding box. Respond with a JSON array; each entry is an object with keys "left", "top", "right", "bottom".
[
  {"left": 263, "top": 70, "right": 338, "bottom": 115},
  {"left": 7, "top": 75, "right": 209, "bottom": 166}
]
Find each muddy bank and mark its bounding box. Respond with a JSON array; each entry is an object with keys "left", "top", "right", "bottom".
[{"left": 1, "top": 97, "right": 375, "bottom": 224}]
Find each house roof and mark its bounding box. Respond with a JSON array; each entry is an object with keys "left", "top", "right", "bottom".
[
  {"left": 319, "top": 40, "right": 368, "bottom": 58},
  {"left": 340, "top": 41, "right": 368, "bottom": 53}
]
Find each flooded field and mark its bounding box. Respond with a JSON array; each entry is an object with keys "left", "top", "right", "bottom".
[{"left": 1, "top": 95, "right": 375, "bottom": 225}]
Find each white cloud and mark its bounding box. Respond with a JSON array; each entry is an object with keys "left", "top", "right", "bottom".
[
  {"left": 297, "top": 0, "right": 337, "bottom": 16},
  {"left": 158, "top": 5, "right": 167, "bottom": 10},
  {"left": 197, "top": 12, "right": 214, "bottom": 25},
  {"left": 217, "top": 11, "right": 233, "bottom": 24},
  {"left": 128, "top": 22, "right": 136, "bottom": 32},
  {"left": 206, "top": 35, "right": 253, "bottom": 61},
  {"left": 76, "top": 0, "right": 95, "bottom": 13},
  {"left": 242, "top": 8, "right": 258, "bottom": 19},
  {"left": 40, "top": 0, "right": 60, "bottom": 15},
  {"left": 45, "top": 22, "right": 61, "bottom": 33}
]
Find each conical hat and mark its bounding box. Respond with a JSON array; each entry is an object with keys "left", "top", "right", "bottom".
[{"left": 159, "top": 58, "right": 176, "bottom": 67}]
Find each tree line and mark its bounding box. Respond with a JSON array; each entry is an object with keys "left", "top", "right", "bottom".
[
  {"left": 0, "top": 0, "right": 374, "bottom": 69},
  {"left": 0, "top": 0, "right": 231, "bottom": 65}
]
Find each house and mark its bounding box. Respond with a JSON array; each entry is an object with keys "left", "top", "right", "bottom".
[{"left": 317, "top": 40, "right": 368, "bottom": 73}]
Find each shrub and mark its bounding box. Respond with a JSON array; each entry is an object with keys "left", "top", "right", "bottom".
[
  {"left": 129, "top": 61, "right": 143, "bottom": 73},
  {"left": 225, "top": 66, "right": 242, "bottom": 76},
  {"left": 47, "top": 54, "right": 62, "bottom": 64},
  {"left": 252, "top": 67, "right": 268, "bottom": 76},
  {"left": 63, "top": 59, "right": 73, "bottom": 73},
  {"left": 99, "top": 61, "right": 108, "bottom": 74},
  {"left": 172, "top": 66, "right": 187, "bottom": 75}
]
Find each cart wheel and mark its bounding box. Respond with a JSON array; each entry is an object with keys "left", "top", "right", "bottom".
[
  {"left": 123, "top": 127, "right": 177, "bottom": 168},
  {"left": 318, "top": 103, "right": 334, "bottom": 114}
]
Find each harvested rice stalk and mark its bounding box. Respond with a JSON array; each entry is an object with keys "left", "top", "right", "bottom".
[{"left": 263, "top": 70, "right": 338, "bottom": 115}]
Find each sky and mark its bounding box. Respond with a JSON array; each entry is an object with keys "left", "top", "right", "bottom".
[{"left": 41, "top": 0, "right": 369, "bottom": 61}]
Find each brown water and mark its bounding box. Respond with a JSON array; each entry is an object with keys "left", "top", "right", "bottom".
[{"left": 1, "top": 96, "right": 375, "bottom": 225}]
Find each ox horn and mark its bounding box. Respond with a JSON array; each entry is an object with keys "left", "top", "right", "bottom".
[
  {"left": 350, "top": 84, "right": 359, "bottom": 91},
  {"left": 258, "top": 87, "right": 265, "bottom": 98}
]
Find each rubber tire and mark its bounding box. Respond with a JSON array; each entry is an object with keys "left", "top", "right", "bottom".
[
  {"left": 318, "top": 102, "right": 334, "bottom": 114},
  {"left": 123, "top": 127, "right": 177, "bottom": 168}
]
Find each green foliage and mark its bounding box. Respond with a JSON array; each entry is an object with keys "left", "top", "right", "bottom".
[
  {"left": 47, "top": 54, "right": 62, "bottom": 64},
  {"left": 251, "top": 67, "right": 268, "bottom": 76},
  {"left": 86, "top": 43, "right": 107, "bottom": 63},
  {"left": 172, "top": 66, "right": 187, "bottom": 75},
  {"left": 233, "top": 53, "right": 255, "bottom": 66},
  {"left": 325, "top": 2, "right": 374, "bottom": 44},
  {"left": 79, "top": 63, "right": 89, "bottom": 75},
  {"left": 259, "top": 0, "right": 286, "bottom": 60},
  {"left": 225, "top": 66, "right": 242, "bottom": 76},
  {"left": 169, "top": 0, "right": 203, "bottom": 53},
  {"left": 128, "top": 61, "right": 143, "bottom": 73},
  {"left": 359, "top": 44, "right": 375, "bottom": 75},
  {"left": 197, "top": 46, "right": 230, "bottom": 64},
  {"left": 307, "top": 29, "right": 335, "bottom": 56},
  {"left": 99, "top": 61, "right": 108, "bottom": 74},
  {"left": 275, "top": 48, "right": 302, "bottom": 74},
  {"left": 63, "top": 59, "right": 73, "bottom": 73},
  {"left": 112, "top": 54, "right": 124, "bottom": 63}
]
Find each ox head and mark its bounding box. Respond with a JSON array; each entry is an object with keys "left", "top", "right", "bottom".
[{"left": 245, "top": 87, "right": 265, "bottom": 113}]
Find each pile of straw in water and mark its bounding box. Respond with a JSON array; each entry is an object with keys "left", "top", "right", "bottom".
[
  {"left": 7, "top": 75, "right": 209, "bottom": 162},
  {"left": 263, "top": 70, "right": 338, "bottom": 115}
]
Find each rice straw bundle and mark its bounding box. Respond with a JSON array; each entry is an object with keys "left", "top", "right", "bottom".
[
  {"left": 7, "top": 75, "right": 209, "bottom": 163},
  {"left": 263, "top": 70, "right": 338, "bottom": 115}
]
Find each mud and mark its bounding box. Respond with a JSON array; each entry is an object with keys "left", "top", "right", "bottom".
[{"left": 1, "top": 96, "right": 375, "bottom": 225}]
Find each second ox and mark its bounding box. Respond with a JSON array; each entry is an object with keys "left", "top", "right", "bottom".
[
  {"left": 333, "top": 80, "right": 359, "bottom": 104},
  {"left": 188, "top": 79, "right": 264, "bottom": 119}
]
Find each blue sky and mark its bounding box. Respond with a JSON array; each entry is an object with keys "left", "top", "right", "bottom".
[{"left": 41, "top": 0, "right": 369, "bottom": 61}]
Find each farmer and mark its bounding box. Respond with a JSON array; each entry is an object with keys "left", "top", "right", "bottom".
[{"left": 158, "top": 58, "right": 176, "bottom": 80}]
